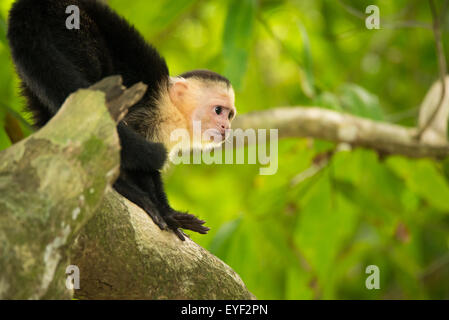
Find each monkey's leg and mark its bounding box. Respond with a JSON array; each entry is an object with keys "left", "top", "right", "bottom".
[
  {"left": 132, "top": 170, "right": 210, "bottom": 236},
  {"left": 113, "top": 174, "right": 168, "bottom": 231}
]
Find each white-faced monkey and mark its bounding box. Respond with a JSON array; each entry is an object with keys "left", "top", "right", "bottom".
[{"left": 7, "top": 0, "right": 237, "bottom": 240}]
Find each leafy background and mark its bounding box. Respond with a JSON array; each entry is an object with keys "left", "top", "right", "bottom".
[{"left": 1, "top": 0, "right": 449, "bottom": 299}]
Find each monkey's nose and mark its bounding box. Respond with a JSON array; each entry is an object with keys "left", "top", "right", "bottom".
[{"left": 220, "top": 126, "right": 228, "bottom": 135}]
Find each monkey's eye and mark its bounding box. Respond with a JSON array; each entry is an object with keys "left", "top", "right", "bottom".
[
  {"left": 228, "top": 111, "right": 234, "bottom": 120},
  {"left": 214, "top": 106, "right": 223, "bottom": 115}
]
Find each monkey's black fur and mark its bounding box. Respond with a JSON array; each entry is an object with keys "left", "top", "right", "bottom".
[
  {"left": 7, "top": 0, "right": 210, "bottom": 240},
  {"left": 180, "top": 70, "right": 231, "bottom": 87}
]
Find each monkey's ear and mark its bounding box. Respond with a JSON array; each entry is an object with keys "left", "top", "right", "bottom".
[{"left": 169, "top": 78, "right": 189, "bottom": 106}]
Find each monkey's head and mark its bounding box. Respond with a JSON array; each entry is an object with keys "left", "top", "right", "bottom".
[{"left": 168, "top": 70, "right": 236, "bottom": 149}]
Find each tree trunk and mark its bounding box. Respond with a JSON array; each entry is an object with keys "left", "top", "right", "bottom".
[
  {"left": 71, "top": 190, "right": 255, "bottom": 300},
  {"left": 0, "top": 88, "right": 121, "bottom": 299},
  {"left": 0, "top": 77, "right": 254, "bottom": 299}
]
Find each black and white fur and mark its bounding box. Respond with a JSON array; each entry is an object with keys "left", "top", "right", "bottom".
[{"left": 7, "top": 0, "right": 220, "bottom": 240}]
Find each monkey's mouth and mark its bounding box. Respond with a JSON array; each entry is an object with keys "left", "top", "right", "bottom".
[{"left": 204, "top": 129, "right": 226, "bottom": 143}]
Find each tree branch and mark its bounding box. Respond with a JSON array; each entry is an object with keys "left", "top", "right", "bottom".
[
  {"left": 417, "top": 0, "right": 448, "bottom": 139},
  {"left": 71, "top": 190, "right": 255, "bottom": 300},
  {"left": 0, "top": 76, "right": 253, "bottom": 300},
  {"left": 0, "top": 80, "right": 126, "bottom": 299},
  {"left": 233, "top": 106, "right": 449, "bottom": 159}
]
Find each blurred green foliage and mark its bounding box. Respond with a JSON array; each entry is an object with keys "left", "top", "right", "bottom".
[{"left": 1, "top": 0, "right": 449, "bottom": 299}]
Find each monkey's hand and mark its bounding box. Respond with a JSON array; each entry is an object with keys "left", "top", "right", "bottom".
[{"left": 164, "top": 211, "right": 210, "bottom": 241}]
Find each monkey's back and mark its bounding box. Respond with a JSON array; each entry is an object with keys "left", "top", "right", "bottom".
[{"left": 7, "top": 0, "right": 169, "bottom": 127}]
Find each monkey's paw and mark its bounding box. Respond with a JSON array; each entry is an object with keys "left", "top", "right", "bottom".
[
  {"left": 143, "top": 204, "right": 169, "bottom": 231},
  {"left": 164, "top": 211, "right": 210, "bottom": 241}
]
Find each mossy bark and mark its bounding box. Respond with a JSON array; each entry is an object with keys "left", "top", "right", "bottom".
[
  {"left": 0, "top": 89, "right": 120, "bottom": 299},
  {"left": 0, "top": 77, "right": 253, "bottom": 300},
  {"left": 71, "top": 190, "right": 254, "bottom": 300}
]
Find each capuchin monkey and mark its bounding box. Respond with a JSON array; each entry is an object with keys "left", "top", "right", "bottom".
[{"left": 7, "top": 0, "right": 237, "bottom": 241}]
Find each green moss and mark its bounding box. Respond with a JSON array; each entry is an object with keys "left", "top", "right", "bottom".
[{"left": 78, "top": 136, "right": 105, "bottom": 166}]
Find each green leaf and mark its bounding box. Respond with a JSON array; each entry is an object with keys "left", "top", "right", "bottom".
[
  {"left": 314, "top": 91, "right": 342, "bottom": 111},
  {"left": 0, "top": 113, "right": 11, "bottom": 151},
  {"left": 209, "top": 216, "right": 242, "bottom": 258},
  {"left": 338, "top": 83, "right": 384, "bottom": 121},
  {"left": 294, "top": 171, "right": 358, "bottom": 298},
  {"left": 0, "top": 103, "right": 33, "bottom": 133},
  {"left": 442, "top": 157, "right": 449, "bottom": 182},
  {"left": 0, "top": 13, "right": 6, "bottom": 45},
  {"left": 151, "top": 0, "right": 196, "bottom": 32},
  {"left": 222, "top": 0, "right": 257, "bottom": 89},
  {"left": 387, "top": 157, "right": 449, "bottom": 212},
  {"left": 285, "top": 267, "right": 315, "bottom": 299}
]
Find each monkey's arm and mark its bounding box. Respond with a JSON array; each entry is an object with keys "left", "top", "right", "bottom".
[
  {"left": 117, "top": 123, "right": 167, "bottom": 171},
  {"left": 113, "top": 174, "right": 168, "bottom": 231}
]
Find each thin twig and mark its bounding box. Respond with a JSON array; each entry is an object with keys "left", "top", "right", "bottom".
[
  {"left": 336, "top": 0, "right": 365, "bottom": 19},
  {"left": 416, "top": 0, "right": 447, "bottom": 139},
  {"left": 386, "top": 106, "right": 420, "bottom": 123},
  {"left": 442, "top": 0, "right": 449, "bottom": 26},
  {"left": 420, "top": 252, "right": 449, "bottom": 281}
]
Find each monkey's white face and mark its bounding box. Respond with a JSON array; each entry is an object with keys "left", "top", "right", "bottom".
[
  {"left": 169, "top": 78, "right": 236, "bottom": 149},
  {"left": 191, "top": 84, "right": 236, "bottom": 147}
]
